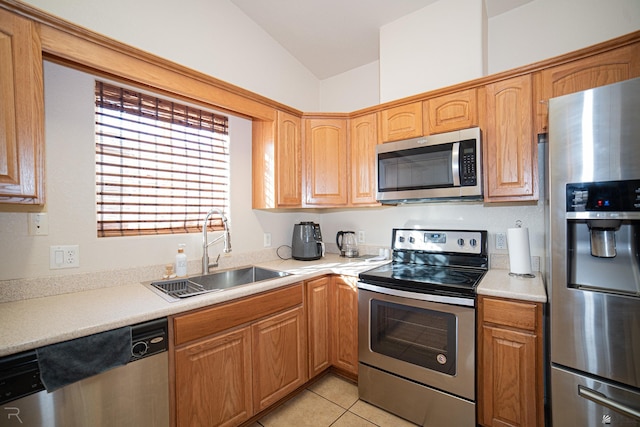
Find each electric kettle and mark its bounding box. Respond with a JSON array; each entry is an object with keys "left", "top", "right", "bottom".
[
  {"left": 292, "top": 222, "right": 324, "bottom": 260},
  {"left": 336, "top": 231, "right": 359, "bottom": 258}
]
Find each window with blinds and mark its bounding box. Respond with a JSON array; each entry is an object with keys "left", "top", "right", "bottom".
[{"left": 95, "top": 81, "right": 229, "bottom": 237}]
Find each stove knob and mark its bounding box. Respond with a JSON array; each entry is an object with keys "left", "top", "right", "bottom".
[
  {"left": 398, "top": 236, "right": 405, "bottom": 243},
  {"left": 409, "top": 236, "right": 415, "bottom": 244},
  {"left": 470, "top": 238, "right": 478, "bottom": 247},
  {"left": 457, "top": 238, "right": 465, "bottom": 247}
]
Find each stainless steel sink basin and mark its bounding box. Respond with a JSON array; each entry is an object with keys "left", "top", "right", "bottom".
[{"left": 148, "top": 266, "right": 291, "bottom": 301}]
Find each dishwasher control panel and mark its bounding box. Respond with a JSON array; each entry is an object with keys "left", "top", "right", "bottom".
[{"left": 130, "top": 317, "right": 168, "bottom": 361}]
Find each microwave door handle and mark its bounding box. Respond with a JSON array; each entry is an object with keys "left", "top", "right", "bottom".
[{"left": 451, "top": 142, "right": 460, "bottom": 186}]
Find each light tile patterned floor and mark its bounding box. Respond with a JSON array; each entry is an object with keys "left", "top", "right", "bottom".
[{"left": 248, "top": 373, "right": 418, "bottom": 427}]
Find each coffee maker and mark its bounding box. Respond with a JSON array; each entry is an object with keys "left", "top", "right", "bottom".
[{"left": 291, "top": 222, "right": 324, "bottom": 260}]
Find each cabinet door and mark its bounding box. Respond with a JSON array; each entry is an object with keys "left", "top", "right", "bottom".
[
  {"left": 252, "top": 306, "right": 307, "bottom": 412},
  {"left": 480, "top": 325, "right": 538, "bottom": 427},
  {"left": 379, "top": 101, "right": 423, "bottom": 142},
  {"left": 349, "top": 113, "right": 379, "bottom": 206},
  {"left": 331, "top": 276, "right": 358, "bottom": 376},
  {"left": 0, "top": 9, "right": 44, "bottom": 204},
  {"left": 483, "top": 75, "right": 537, "bottom": 202},
  {"left": 304, "top": 117, "right": 348, "bottom": 206},
  {"left": 535, "top": 43, "right": 640, "bottom": 134},
  {"left": 423, "top": 89, "right": 478, "bottom": 134},
  {"left": 306, "top": 276, "right": 331, "bottom": 378},
  {"left": 175, "top": 327, "right": 252, "bottom": 427},
  {"left": 276, "top": 111, "right": 303, "bottom": 207}
]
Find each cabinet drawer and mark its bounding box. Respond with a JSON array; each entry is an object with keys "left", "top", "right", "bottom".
[
  {"left": 481, "top": 297, "right": 538, "bottom": 332},
  {"left": 174, "top": 283, "right": 303, "bottom": 345}
]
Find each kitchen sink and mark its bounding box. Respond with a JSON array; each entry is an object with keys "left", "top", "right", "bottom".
[{"left": 148, "top": 266, "right": 291, "bottom": 301}]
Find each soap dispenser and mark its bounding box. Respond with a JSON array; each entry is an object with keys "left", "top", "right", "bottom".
[{"left": 175, "top": 244, "right": 187, "bottom": 277}]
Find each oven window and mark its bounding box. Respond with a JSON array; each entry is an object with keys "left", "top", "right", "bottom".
[
  {"left": 370, "top": 299, "right": 456, "bottom": 375},
  {"left": 378, "top": 144, "right": 454, "bottom": 191}
]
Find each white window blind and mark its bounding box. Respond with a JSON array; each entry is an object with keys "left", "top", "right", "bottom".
[{"left": 95, "top": 81, "right": 229, "bottom": 237}]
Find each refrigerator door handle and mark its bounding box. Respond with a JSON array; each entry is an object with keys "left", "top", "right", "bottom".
[{"left": 578, "top": 385, "right": 640, "bottom": 421}]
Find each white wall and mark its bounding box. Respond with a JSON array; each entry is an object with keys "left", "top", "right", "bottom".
[
  {"left": 379, "top": 0, "right": 485, "bottom": 103},
  {"left": 23, "top": 0, "right": 320, "bottom": 112},
  {"left": 319, "top": 61, "right": 380, "bottom": 112},
  {"left": 488, "top": 0, "right": 640, "bottom": 74},
  {"left": 322, "top": 0, "right": 640, "bottom": 109}
]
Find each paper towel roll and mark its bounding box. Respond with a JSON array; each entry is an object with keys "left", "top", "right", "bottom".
[{"left": 507, "top": 227, "right": 533, "bottom": 275}]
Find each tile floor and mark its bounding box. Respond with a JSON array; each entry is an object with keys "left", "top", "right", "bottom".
[{"left": 248, "top": 373, "right": 418, "bottom": 427}]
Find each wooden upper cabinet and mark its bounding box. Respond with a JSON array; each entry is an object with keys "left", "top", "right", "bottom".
[
  {"left": 483, "top": 75, "right": 538, "bottom": 202},
  {"left": 349, "top": 113, "right": 379, "bottom": 206},
  {"left": 304, "top": 117, "right": 348, "bottom": 206},
  {"left": 0, "top": 9, "right": 44, "bottom": 205},
  {"left": 252, "top": 110, "right": 302, "bottom": 209},
  {"left": 276, "top": 111, "right": 303, "bottom": 207},
  {"left": 378, "top": 101, "right": 423, "bottom": 142},
  {"left": 535, "top": 43, "right": 640, "bottom": 134},
  {"left": 423, "top": 89, "right": 478, "bottom": 134}
]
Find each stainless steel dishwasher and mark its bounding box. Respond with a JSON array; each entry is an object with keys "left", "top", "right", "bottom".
[{"left": 0, "top": 318, "right": 169, "bottom": 427}]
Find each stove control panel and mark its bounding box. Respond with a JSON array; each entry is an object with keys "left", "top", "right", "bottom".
[{"left": 393, "top": 229, "right": 485, "bottom": 254}]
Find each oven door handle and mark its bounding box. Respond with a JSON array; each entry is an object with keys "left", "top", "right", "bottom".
[{"left": 357, "top": 281, "right": 475, "bottom": 307}]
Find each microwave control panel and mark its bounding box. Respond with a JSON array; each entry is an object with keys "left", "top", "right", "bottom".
[{"left": 460, "top": 139, "right": 477, "bottom": 186}]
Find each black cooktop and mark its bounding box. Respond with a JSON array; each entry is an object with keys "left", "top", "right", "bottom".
[
  {"left": 359, "top": 262, "right": 486, "bottom": 298},
  {"left": 358, "top": 228, "right": 489, "bottom": 299}
]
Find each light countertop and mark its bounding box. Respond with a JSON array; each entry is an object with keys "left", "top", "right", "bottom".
[
  {"left": 477, "top": 269, "right": 547, "bottom": 303},
  {"left": 0, "top": 255, "right": 546, "bottom": 358}
]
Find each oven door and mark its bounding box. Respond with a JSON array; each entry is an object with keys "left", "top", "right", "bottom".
[{"left": 357, "top": 284, "right": 475, "bottom": 401}]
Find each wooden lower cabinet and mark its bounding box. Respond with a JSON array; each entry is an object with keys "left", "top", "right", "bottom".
[
  {"left": 171, "top": 284, "right": 306, "bottom": 427},
  {"left": 306, "top": 275, "right": 359, "bottom": 379},
  {"left": 478, "top": 295, "right": 544, "bottom": 427},
  {"left": 175, "top": 327, "right": 253, "bottom": 427},
  {"left": 331, "top": 276, "right": 358, "bottom": 376},
  {"left": 252, "top": 306, "right": 307, "bottom": 412},
  {"left": 306, "top": 276, "right": 331, "bottom": 378}
]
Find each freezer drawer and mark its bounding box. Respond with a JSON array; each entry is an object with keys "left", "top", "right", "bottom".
[{"left": 552, "top": 365, "right": 640, "bottom": 426}]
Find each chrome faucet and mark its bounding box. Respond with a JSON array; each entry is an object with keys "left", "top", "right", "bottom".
[{"left": 202, "top": 208, "right": 231, "bottom": 274}]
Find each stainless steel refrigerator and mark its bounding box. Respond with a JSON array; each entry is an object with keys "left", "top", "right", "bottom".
[{"left": 548, "top": 77, "right": 640, "bottom": 426}]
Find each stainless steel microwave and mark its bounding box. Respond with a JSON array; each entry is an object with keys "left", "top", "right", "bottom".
[{"left": 376, "top": 127, "right": 482, "bottom": 203}]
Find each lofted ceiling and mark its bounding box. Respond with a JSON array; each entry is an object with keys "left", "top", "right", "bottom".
[{"left": 231, "top": 0, "right": 534, "bottom": 79}]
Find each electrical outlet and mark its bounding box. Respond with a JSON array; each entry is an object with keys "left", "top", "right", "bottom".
[
  {"left": 50, "top": 245, "right": 80, "bottom": 269},
  {"left": 263, "top": 232, "right": 272, "bottom": 247},
  {"left": 495, "top": 232, "right": 507, "bottom": 250},
  {"left": 358, "top": 230, "right": 365, "bottom": 244}
]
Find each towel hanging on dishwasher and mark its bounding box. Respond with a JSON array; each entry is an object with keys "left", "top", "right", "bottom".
[{"left": 36, "top": 326, "right": 132, "bottom": 392}]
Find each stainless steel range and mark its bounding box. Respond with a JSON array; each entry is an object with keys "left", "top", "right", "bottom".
[{"left": 357, "top": 228, "right": 488, "bottom": 426}]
